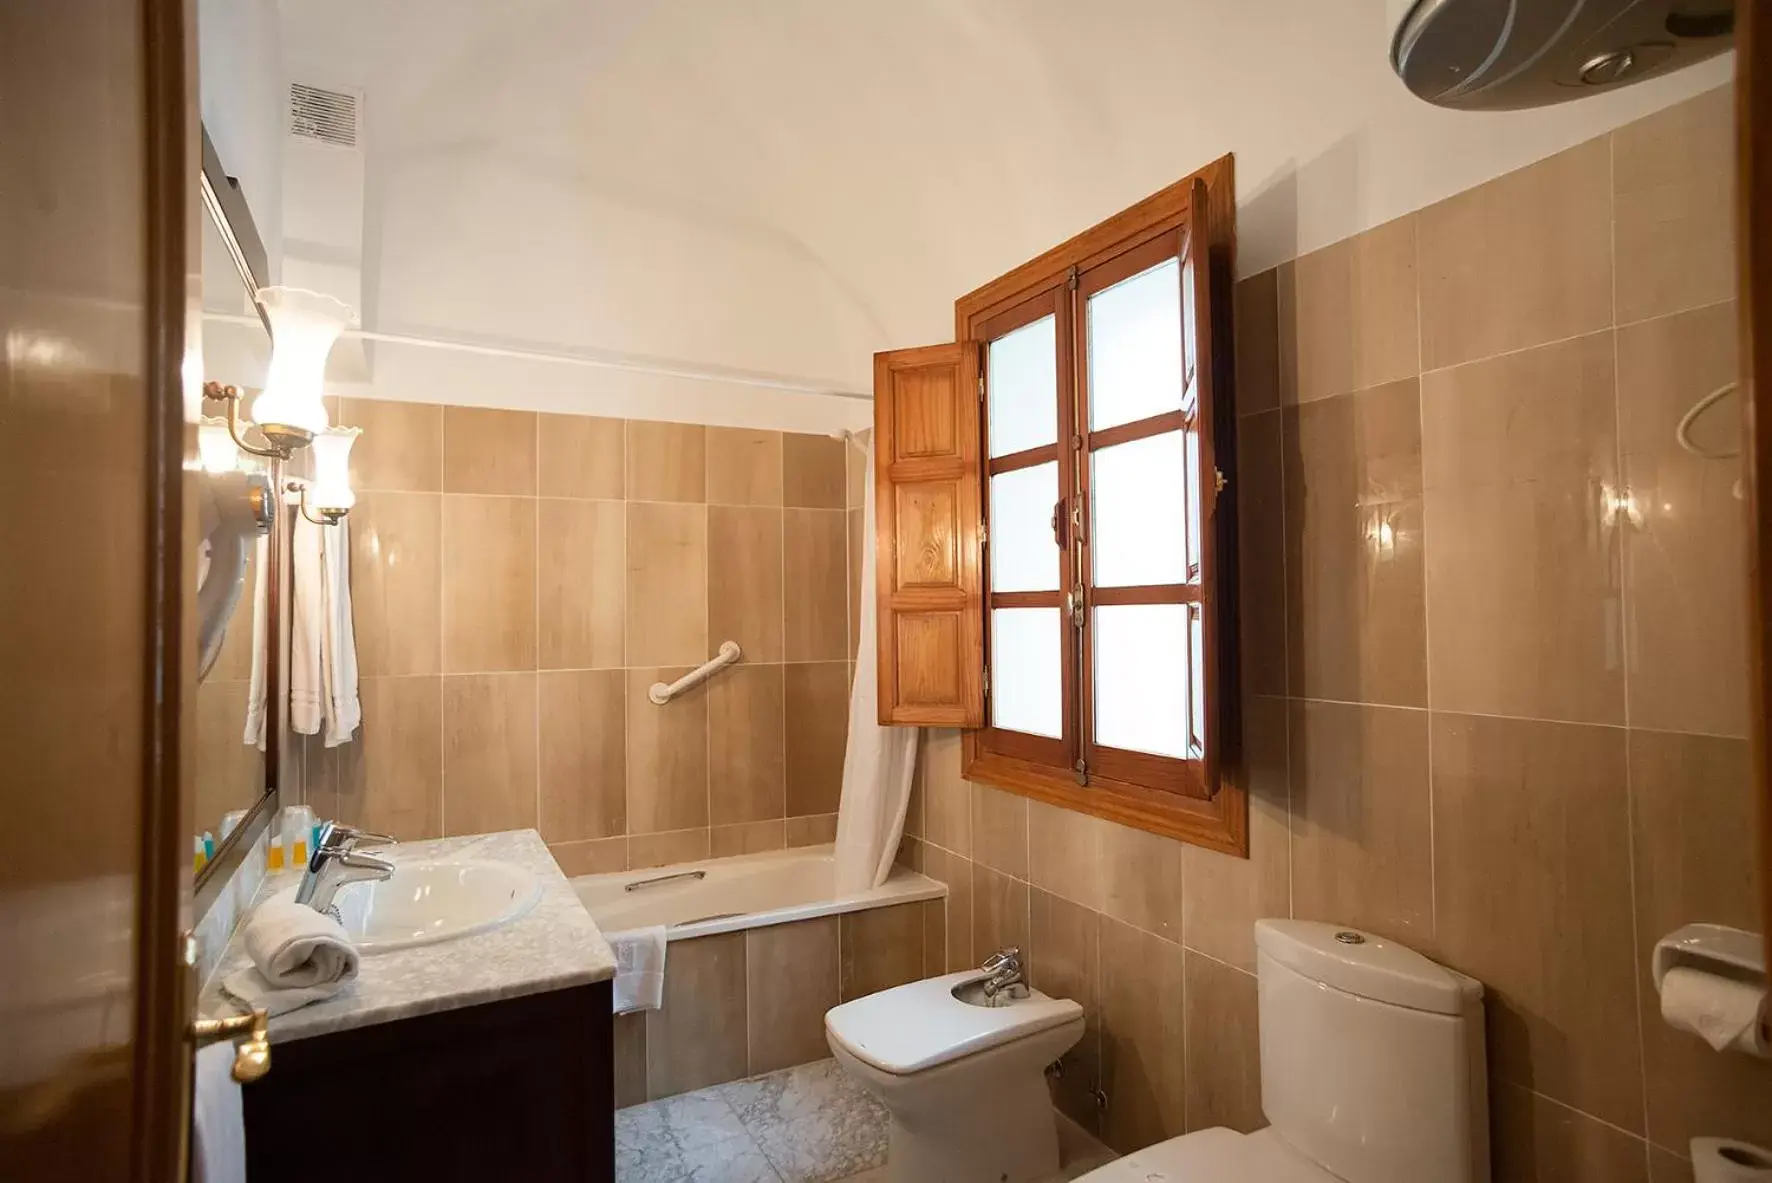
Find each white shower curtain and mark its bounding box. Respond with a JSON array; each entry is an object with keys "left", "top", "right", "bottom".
[{"left": 832, "top": 436, "right": 919, "bottom": 894}]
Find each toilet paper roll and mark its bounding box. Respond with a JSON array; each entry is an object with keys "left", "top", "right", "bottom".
[
  {"left": 1660, "top": 967, "right": 1768, "bottom": 1055},
  {"left": 1692, "top": 1137, "right": 1772, "bottom": 1183}
]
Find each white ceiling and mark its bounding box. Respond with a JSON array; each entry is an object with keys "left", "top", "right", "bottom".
[{"left": 274, "top": 0, "right": 1731, "bottom": 411}]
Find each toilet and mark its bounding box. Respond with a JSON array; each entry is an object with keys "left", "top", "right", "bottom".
[
  {"left": 1078, "top": 918, "right": 1490, "bottom": 1182},
  {"left": 826, "top": 968, "right": 1085, "bottom": 1183}
]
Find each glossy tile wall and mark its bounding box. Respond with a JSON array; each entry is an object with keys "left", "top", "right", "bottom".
[
  {"left": 295, "top": 408, "right": 867, "bottom": 876},
  {"left": 908, "top": 84, "right": 1767, "bottom": 1182}
]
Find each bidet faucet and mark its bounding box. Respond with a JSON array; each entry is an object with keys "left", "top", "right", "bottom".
[
  {"left": 980, "top": 946, "right": 1028, "bottom": 1000},
  {"left": 294, "top": 822, "right": 396, "bottom": 915}
]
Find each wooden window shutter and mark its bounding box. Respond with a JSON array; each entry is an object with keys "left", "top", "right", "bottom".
[{"left": 872, "top": 343, "right": 985, "bottom": 727}]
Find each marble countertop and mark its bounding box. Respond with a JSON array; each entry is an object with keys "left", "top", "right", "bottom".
[{"left": 197, "top": 829, "right": 616, "bottom": 1043}]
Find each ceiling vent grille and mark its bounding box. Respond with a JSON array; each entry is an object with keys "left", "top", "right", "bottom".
[{"left": 289, "top": 82, "right": 359, "bottom": 148}]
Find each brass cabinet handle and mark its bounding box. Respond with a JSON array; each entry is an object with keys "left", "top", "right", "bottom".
[{"left": 191, "top": 1007, "right": 270, "bottom": 1083}]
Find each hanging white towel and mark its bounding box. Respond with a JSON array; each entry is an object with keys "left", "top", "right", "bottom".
[
  {"left": 241, "top": 532, "right": 270, "bottom": 749},
  {"left": 191, "top": 1041, "right": 246, "bottom": 1183},
  {"left": 222, "top": 899, "right": 360, "bottom": 1017},
  {"left": 833, "top": 435, "right": 919, "bottom": 894},
  {"left": 289, "top": 512, "right": 325, "bottom": 737},
  {"left": 320, "top": 516, "right": 360, "bottom": 748},
  {"left": 608, "top": 926, "right": 669, "bottom": 1014}
]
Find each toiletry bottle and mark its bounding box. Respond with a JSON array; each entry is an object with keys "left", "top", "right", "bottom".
[
  {"left": 203, "top": 831, "right": 215, "bottom": 862},
  {"left": 220, "top": 809, "right": 245, "bottom": 840},
  {"left": 266, "top": 808, "right": 286, "bottom": 871},
  {"left": 193, "top": 835, "right": 207, "bottom": 873},
  {"left": 286, "top": 805, "right": 313, "bottom": 868}
]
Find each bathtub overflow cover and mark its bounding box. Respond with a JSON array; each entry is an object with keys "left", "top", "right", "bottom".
[{"left": 1334, "top": 931, "right": 1366, "bottom": 945}]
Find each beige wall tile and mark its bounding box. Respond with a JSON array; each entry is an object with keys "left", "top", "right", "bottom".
[
  {"left": 840, "top": 902, "right": 926, "bottom": 1001},
  {"left": 1277, "top": 215, "right": 1419, "bottom": 405},
  {"left": 784, "top": 813, "right": 837, "bottom": 847},
  {"left": 538, "top": 413, "right": 624, "bottom": 499},
  {"left": 1098, "top": 916, "right": 1186, "bottom": 1154},
  {"left": 784, "top": 661, "right": 848, "bottom": 816},
  {"left": 708, "top": 506, "right": 784, "bottom": 663},
  {"left": 783, "top": 432, "right": 846, "bottom": 508},
  {"left": 904, "top": 735, "right": 926, "bottom": 840},
  {"left": 441, "top": 672, "right": 538, "bottom": 836},
  {"left": 441, "top": 495, "right": 536, "bottom": 673},
  {"left": 1182, "top": 694, "right": 1292, "bottom": 972},
  {"left": 626, "top": 420, "right": 706, "bottom": 503},
  {"left": 706, "top": 427, "right": 783, "bottom": 506},
  {"left": 297, "top": 733, "right": 339, "bottom": 824},
  {"left": 624, "top": 501, "right": 708, "bottom": 668},
  {"left": 626, "top": 668, "right": 709, "bottom": 834},
  {"left": 921, "top": 899, "right": 947, "bottom": 977},
  {"left": 971, "top": 862, "right": 1030, "bottom": 964},
  {"left": 210, "top": 545, "right": 260, "bottom": 682},
  {"left": 1283, "top": 379, "right": 1427, "bottom": 706},
  {"left": 1100, "top": 818, "right": 1185, "bottom": 943},
  {"left": 537, "top": 498, "right": 624, "bottom": 670},
  {"left": 350, "top": 492, "right": 442, "bottom": 677},
  {"left": 537, "top": 669, "right": 625, "bottom": 843},
  {"left": 629, "top": 828, "right": 711, "bottom": 870},
  {"left": 924, "top": 845, "right": 974, "bottom": 973},
  {"left": 1418, "top": 136, "right": 1613, "bottom": 370},
  {"left": 922, "top": 729, "right": 972, "bottom": 856},
  {"left": 1629, "top": 730, "right": 1772, "bottom": 1150},
  {"left": 847, "top": 508, "right": 862, "bottom": 660},
  {"left": 343, "top": 398, "right": 442, "bottom": 492},
  {"left": 1433, "top": 713, "right": 1641, "bottom": 1130},
  {"left": 1027, "top": 799, "right": 1104, "bottom": 911},
  {"left": 1237, "top": 409, "right": 1287, "bottom": 697},
  {"left": 194, "top": 679, "right": 262, "bottom": 832},
  {"left": 442, "top": 407, "right": 536, "bottom": 495},
  {"left": 1618, "top": 303, "right": 1748, "bottom": 737},
  {"left": 1422, "top": 333, "right": 1624, "bottom": 724},
  {"left": 1029, "top": 889, "right": 1102, "bottom": 1133},
  {"left": 1287, "top": 700, "right": 1432, "bottom": 945},
  {"left": 747, "top": 917, "right": 839, "bottom": 1074},
  {"left": 1234, "top": 268, "right": 1281, "bottom": 416},
  {"left": 972, "top": 783, "right": 1028, "bottom": 879},
  {"left": 549, "top": 836, "right": 628, "bottom": 877},
  {"left": 783, "top": 508, "right": 849, "bottom": 661},
  {"left": 647, "top": 931, "right": 747, "bottom": 1099},
  {"left": 614, "top": 1011, "right": 648, "bottom": 1109},
  {"left": 1183, "top": 954, "right": 1263, "bottom": 1135},
  {"left": 846, "top": 437, "right": 868, "bottom": 510},
  {"left": 708, "top": 663, "right": 786, "bottom": 825},
  {"left": 1613, "top": 85, "right": 1735, "bottom": 324},
  {"left": 710, "top": 820, "right": 785, "bottom": 858},
  {"left": 1491, "top": 1083, "right": 1649, "bottom": 1183},
  {"left": 1649, "top": 1145, "right": 1694, "bottom": 1183},
  {"left": 337, "top": 675, "right": 443, "bottom": 840}
]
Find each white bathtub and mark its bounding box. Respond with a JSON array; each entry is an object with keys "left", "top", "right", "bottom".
[{"left": 572, "top": 844, "right": 945, "bottom": 940}]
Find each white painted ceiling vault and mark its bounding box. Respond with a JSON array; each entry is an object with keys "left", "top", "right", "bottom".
[{"left": 244, "top": 1, "right": 1732, "bottom": 429}]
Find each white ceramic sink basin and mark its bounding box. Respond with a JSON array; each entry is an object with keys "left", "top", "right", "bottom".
[{"left": 323, "top": 860, "right": 542, "bottom": 953}]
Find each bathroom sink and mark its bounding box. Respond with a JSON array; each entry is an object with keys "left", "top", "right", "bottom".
[{"left": 322, "top": 860, "right": 542, "bottom": 953}]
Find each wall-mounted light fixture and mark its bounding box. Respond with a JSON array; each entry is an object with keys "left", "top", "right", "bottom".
[
  {"left": 301, "top": 426, "right": 360, "bottom": 524},
  {"left": 197, "top": 416, "right": 242, "bottom": 474},
  {"left": 203, "top": 285, "right": 354, "bottom": 461}
]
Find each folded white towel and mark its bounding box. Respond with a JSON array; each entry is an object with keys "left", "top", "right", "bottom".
[
  {"left": 609, "top": 925, "right": 669, "bottom": 1014},
  {"left": 222, "top": 899, "right": 360, "bottom": 1017}
]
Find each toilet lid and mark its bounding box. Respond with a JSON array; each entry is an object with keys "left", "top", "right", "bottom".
[
  {"left": 824, "top": 969, "right": 1083, "bottom": 1076},
  {"left": 1075, "top": 1129, "right": 1333, "bottom": 1182}
]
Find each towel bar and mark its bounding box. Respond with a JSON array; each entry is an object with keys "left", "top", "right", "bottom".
[{"left": 649, "top": 641, "right": 742, "bottom": 704}]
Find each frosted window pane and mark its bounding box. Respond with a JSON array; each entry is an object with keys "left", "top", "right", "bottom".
[
  {"left": 1185, "top": 421, "right": 1202, "bottom": 576},
  {"left": 991, "top": 608, "right": 1062, "bottom": 738},
  {"left": 1092, "top": 433, "right": 1186, "bottom": 587},
  {"left": 990, "top": 462, "right": 1060, "bottom": 593},
  {"left": 1087, "top": 257, "right": 1182, "bottom": 431},
  {"left": 988, "top": 315, "right": 1057, "bottom": 458},
  {"left": 1190, "top": 603, "right": 1206, "bottom": 753},
  {"left": 1094, "top": 604, "right": 1189, "bottom": 758}
]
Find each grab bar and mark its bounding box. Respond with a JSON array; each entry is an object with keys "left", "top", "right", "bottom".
[
  {"left": 624, "top": 869, "right": 707, "bottom": 893},
  {"left": 649, "top": 641, "right": 742, "bottom": 704}
]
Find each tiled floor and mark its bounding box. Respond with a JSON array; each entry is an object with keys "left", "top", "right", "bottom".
[{"left": 615, "top": 1058, "right": 1117, "bottom": 1183}]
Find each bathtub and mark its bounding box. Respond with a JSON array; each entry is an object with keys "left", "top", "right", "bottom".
[
  {"left": 572, "top": 843, "right": 944, "bottom": 939},
  {"left": 572, "top": 844, "right": 949, "bottom": 1106}
]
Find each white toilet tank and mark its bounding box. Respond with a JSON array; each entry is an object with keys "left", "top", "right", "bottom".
[{"left": 1256, "top": 920, "right": 1489, "bottom": 1183}]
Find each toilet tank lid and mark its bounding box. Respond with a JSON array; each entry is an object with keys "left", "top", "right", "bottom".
[{"left": 1255, "top": 920, "right": 1482, "bottom": 1015}]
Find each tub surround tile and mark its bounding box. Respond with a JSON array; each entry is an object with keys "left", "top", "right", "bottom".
[
  {"left": 711, "top": 820, "right": 788, "bottom": 858},
  {"left": 784, "top": 509, "right": 850, "bottom": 661},
  {"left": 537, "top": 669, "right": 626, "bottom": 843},
  {"left": 845, "top": 437, "right": 868, "bottom": 511},
  {"left": 626, "top": 420, "right": 708, "bottom": 503},
  {"left": 197, "top": 830, "right": 615, "bottom": 1043},
  {"left": 649, "top": 929, "right": 748, "bottom": 1099},
  {"left": 349, "top": 492, "right": 442, "bottom": 677},
  {"left": 614, "top": 1011, "right": 649, "bottom": 1109},
  {"left": 838, "top": 902, "right": 925, "bottom": 1001},
  {"left": 441, "top": 495, "right": 537, "bottom": 673},
  {"left": 785, "top": 662, "right": 848, "bottom": 816},
  {"left": 709, "top": 664, "right": 787, "bottom": 825},
  {"left": 537, "top": 497, "right": 625, "bottom": 670},
  {"left": 441, "top": 673, "right": 539, "bottom": 836},
  {"left": 709, "top": 506, "right": 786, "bottom": 664},
  {"left": 442, "top": 406, "right": 537, "bottom": 496},
  {"left": 630, "top": 828, "right": 713, "bottom": 872},
  {"left": 785, "top": 813, "right": 838, "bottom": 847},
  {"left": 748, "top": 917, "right": 841, "bottom": 1075},
  {"left": 707, "top": 427, "right": 785, "bottom": 506},
  {"left": 550, "top": 835, "right": 628, "bottom": 877},
  {"left": 625, "top": 501, "right": 709, "bottom": 668},
  {"left": 920, "top": 729, "right": 972, "bottom": 856},
  {"left": 627, "top": 668, "right": 711, "bottom": 834},
  {"left": 782, "top": 433, "right": 848, "bottom": 509},
  {"left": 342, "top": 398, "right": 443, "bottom": 492},
  {"left": 538, "top": 412, "right": 625, "bottom": 499}
]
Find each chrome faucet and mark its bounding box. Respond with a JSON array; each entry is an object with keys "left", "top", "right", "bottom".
[
  {"left": 294, "top": 822, "right": 396, "bottom": 916},
  {"left": 980, "top": 946, "right": 1028, "bottom": 1001}
]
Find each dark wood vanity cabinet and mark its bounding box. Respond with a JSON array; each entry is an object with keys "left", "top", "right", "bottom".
[{"left": 242, "top": 980, "right": 614, "bottom": 1182}]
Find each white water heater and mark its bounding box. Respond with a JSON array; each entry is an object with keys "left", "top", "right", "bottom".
[{"left": 1389, "top": 0, "right": 1734, "bottom": 110}]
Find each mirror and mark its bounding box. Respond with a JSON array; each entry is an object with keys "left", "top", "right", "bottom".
[{"left": 193, "top": 125, "right": 280, "bottom": 897}]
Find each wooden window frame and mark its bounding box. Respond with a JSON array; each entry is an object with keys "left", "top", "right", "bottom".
[{"left": 956, "top": 156, "right": 1246, "bottom": 856}]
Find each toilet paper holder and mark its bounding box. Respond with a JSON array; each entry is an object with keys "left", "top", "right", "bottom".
[{"left": 1653, "top": 923, "right": 1770, "bottom": 1059}]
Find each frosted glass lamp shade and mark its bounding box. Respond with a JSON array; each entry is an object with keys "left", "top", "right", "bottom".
[
  {"left": 248, "top": 286, "right": 353, "bottom": 441},
  {"left": 197, "top": 416, "right": 240, "bottom": 474},
  {"left": 308, "top": 426, "right": 360, "bottom": 514}
]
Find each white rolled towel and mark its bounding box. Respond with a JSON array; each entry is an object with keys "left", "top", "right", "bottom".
[
  {"left": 222, "top": 899, "right": 360, "bottom": 1016},
  {"left": 610, "top": 926, "right": 668, "bottom": 1014}
]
